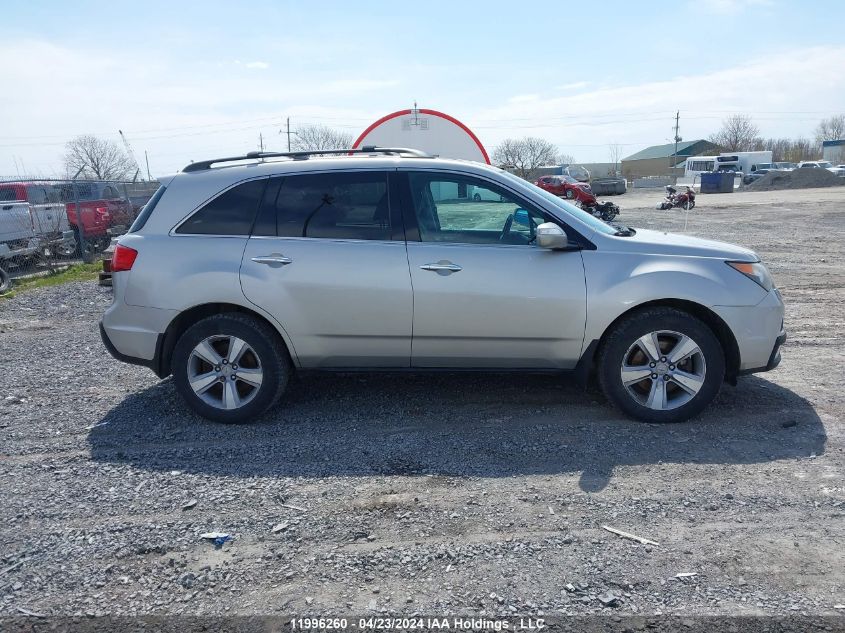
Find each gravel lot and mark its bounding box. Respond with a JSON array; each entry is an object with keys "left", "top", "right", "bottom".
[{"left": 1, "top": 186, "right": 844, "bottom": 621}]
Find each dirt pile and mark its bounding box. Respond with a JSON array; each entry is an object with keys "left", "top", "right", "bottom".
[{"left": 747, "top": 167, "right": 844, "bottom": 191}]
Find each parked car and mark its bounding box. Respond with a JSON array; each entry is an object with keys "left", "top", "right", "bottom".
[
  {"left": 797, "top": 160, "right": 845, "bottom": 176},
  {"left": 535, "top": 175, "right": 594, "bottom": 203},
  {"left": 55, "top": 182, "right": 135, "bottom": 252},
  {"left": 102, "top": 148, "right": 785, "bottom": 425},
  {"left": 0, "top": 182, "right": 76, "bottom": 256},
  {"left": 0, "top": 200, "right": 42, "bottom": 292},
  {"left": 742, "top": 168, "right": 778, "bottom": 185},
  {"left": 773, "top": 162, "right": 797, "bottom": 170}
]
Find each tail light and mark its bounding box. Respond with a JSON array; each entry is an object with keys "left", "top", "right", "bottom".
[{"left": 112, "top": 244, "right": 138, "bottom": 272}]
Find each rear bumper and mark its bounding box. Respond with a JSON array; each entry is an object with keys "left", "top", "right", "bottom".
[
  {"left": 100, "top": 288, "right": 177, "bottom": 377},
  {"left": 100, "top": 320, "right": 166, "bottom": 377}
]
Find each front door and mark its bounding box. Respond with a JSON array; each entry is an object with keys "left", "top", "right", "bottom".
[
  {"left": 240, "top": 170, "right": 413, "bottom": 368},
  {"left": 401, "top": 171, "right": 587, "bottom": 369}
]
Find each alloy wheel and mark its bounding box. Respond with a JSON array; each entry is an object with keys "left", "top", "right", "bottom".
[
  {"left": 187, "top": 335, "right": 264, "bottom": 410},
  {"left": 620, "top": 330, "right": 706, "bottom": 411}
]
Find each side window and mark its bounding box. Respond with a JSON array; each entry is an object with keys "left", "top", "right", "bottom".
[
  {"left": 255, "top": 172, "right": 390, "bottom": 240},
  {"left": 407, "top": 172, "right": 548, "bottom": 245},
  {"left": 27, "top": 187, "right": 48, "bottom": 204},
  {"left": 176, "top": 179, "right": 266, "bottom": 235}
]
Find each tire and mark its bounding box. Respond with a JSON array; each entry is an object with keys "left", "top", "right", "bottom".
[
  {"left": 0, "top": 266, "right": 10, "bottom": 294},
  {"left": 565, "top": 189, "right": 576, "bottom": 199},
  {"left": 171, "top": 313, "right": 290, "bottom": 423},
  {"left": 597, "top": 307, "right": 725, "bottom": 423}
]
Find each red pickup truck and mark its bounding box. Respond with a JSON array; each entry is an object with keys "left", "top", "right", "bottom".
[{"left": 55, "top": 182, "right": 135, "bottom": 252}]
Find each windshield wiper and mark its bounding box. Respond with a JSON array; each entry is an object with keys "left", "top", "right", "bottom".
[{"left": 611, "top": 223, "right": 636, "bottom": 237}]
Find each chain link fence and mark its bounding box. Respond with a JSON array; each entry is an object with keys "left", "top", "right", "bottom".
[{"left": 0, "top": 178, "right": 159, "bottom": 292}]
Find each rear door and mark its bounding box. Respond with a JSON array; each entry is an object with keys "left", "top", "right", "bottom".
[
  {"left": 27, "top": 185, "right": 69, "bottom": 237},
  {"left": 239, "top": 170, "right": 413, "bottom": 368}
]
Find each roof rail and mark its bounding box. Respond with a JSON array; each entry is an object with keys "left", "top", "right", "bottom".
[{"left": 182, "top": 146, "right": 433, "bottom": 173}]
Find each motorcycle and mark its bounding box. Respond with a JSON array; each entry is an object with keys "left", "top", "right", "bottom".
[
  {"left": 583, "top": 200, "right": 621, "bottom": 222},
  {"left": 656, "top": 185, "right": 696, "bottom": 210},
  {"left": 568, "top": 188, "right": 620, "bottom": 221}
]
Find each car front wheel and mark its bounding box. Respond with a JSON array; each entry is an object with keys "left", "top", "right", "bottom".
[
  {"left": 598, "top": 307, "right": 725, "bottom": 423},
  {"left": 172, "top": 313, "right": 290, "bottom": 423}
]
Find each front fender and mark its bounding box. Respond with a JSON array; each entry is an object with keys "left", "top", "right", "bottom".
[{"left": 581, "top": 251, "right": 767, "bottom": 345}]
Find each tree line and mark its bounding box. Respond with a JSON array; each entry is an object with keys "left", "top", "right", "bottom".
[
  {"left": 57, "top": 115, "right": 844, "bottom": 182},
  {"left": 707, "top": 114, "right": 844, "bottom": 162}
]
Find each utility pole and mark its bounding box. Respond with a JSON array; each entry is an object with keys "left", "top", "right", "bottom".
[
  {"left": 144, "top": 150, "right": 152, "bottom": 181},
  {"left": 671, "top": 111, "right": 681, "bottom": 179},
  {"left": 259, "top": 132, "right": 265, "bottom": 152},
  {"left": 283, "top": 117, "right": 293, "bottom": 151}
]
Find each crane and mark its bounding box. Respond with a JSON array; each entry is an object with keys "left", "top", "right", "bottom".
[{"left": 118, "top": 129, "right": 142, "bottom": 182}]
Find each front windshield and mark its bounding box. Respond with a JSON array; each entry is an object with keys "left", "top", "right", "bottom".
[
  {"left": 818, "top": 162, "right": 833, "bottom": 168},
  {"left": 496, "top": 168, "right": 618, "bottom": 235}
]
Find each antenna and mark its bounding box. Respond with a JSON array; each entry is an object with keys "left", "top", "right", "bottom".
[{"left": 410, "top": 101, "right": 421, "bottom": 127}]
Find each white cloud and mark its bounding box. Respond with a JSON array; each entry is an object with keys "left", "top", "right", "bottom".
[
  {"left": 0, "top": 38, "right": 842, "bottom": 173},
  {"left": 465, "top": 45, "right": 845, "bottom": 161},
  {"left": 244, "top": 61, "right": 269, "bottom": 69}
]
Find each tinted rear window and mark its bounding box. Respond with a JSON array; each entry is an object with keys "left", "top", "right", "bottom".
[
  {"left": 253, "top": 172, "right": 390, "bottom": 240},
  {"left": 176, "top": 179, "right": 266, "bottom": 235},
  {"left": 128, "top": 185, "right": 167, "bottom": 233}
]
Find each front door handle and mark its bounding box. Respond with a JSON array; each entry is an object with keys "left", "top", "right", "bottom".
[
  {"left": 251, "top": 254, "right": 292, "bottom": 267},
  {"left": 420, "top": 260, "right": 462, "bottom": 275}
]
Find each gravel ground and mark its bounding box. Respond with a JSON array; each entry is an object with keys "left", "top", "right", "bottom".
[{"left": 0, "top": 186, "right": 844, "bottom": 621}]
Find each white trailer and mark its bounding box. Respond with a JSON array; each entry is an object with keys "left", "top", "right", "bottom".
[{"left": 685, "top": 151, "right": 772, "bottom": 177}]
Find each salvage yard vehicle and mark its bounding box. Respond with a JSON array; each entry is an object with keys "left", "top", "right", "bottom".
[
  {"left": 0, "top": 182, "right": 76, "bottom": 256},
  {"left": 0, "top": 201, "right": 43, "bottom": 292},
  {"left": 797, "top": 160, "right": 845, "bottom": 176},
  {"left": 657, "top": 185, "right": 696, "bottom": 210},
  {"left": 56, "top": 182, "right": 135, "bottom": 253},
  {"left": 534, "top": 175, "right": 619, "bottom": 221},
  {"left": 101, "top": 147, "right": 785, "bottom": 424}
]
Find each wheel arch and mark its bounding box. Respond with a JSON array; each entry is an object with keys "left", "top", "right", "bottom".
[
  {"left": 585, "top": 299, "right": 741, "bottom": 385},
  {"left": 157, "top": 302, "right": 297, "bottom": 377}
]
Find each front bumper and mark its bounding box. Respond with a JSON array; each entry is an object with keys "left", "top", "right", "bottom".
[
  {"left": 738, "top": 330, "right": 786, "bottom": 376},
  {"left": 713, "top": 288, "right": 785, "bottom": 375}
]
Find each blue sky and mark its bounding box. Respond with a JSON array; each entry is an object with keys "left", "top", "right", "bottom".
[{"left": 1, "top": 0, "right": 843, "bottom": 175}]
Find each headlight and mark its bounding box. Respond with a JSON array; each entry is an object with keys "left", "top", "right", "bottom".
[{"left": 726, "top": 260, "right": 774, "bottom": 291}]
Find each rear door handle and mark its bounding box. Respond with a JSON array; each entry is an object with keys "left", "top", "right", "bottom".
[
  {"left": 251, "top": 254, "right": 292, "bottom": 267},
  {"left": 420, "top": 261, "right": 462, "bottom": 275}
]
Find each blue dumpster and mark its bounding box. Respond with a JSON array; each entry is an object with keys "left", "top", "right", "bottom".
[{"left": 700, "top": 172, "right": 734, "bottom": 193}]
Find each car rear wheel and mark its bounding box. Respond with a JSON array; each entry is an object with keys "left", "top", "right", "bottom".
[
  {"left": 172, "top": 313, "right": 290, "bottom": 423},
  {"left": 598, "top": 307, "right": 724, "bottom": 423}
]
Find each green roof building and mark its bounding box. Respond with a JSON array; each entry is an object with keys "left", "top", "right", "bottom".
[{"left": 621, "top": 140, "right": 720, "bottom": 179}]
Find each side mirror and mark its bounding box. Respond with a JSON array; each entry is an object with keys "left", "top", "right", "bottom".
[{"left": 536, "top": 222, "right": 570, "bottom": 250}]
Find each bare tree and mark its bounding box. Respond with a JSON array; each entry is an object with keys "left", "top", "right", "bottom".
[
  {"left": 708, "top": 115, "right": 761, "bottom": 152},
  {"left": 756, "top": 137, "right": 816, "bottom": 163},
  {"left": 64, "top": 135, "right": 136, "bottom": 180},
  {"left": 291, "top": 124, "right": 354, "bottom": 152},
  {"left": 557, "top": 153, "right": 575, "bottom": 166},
  {"left": 608, "top": 143, "right": 623, "bottom": 175},
  {"left": 492, "top": 137, "right": 560, "bottom": 179},
  {"left": 814, "top": 115, "right": 845, "bottom": 144}
]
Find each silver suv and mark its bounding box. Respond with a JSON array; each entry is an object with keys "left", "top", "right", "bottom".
[{"left": 101, "top": 148, "right": 785, "bottom": 424}]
